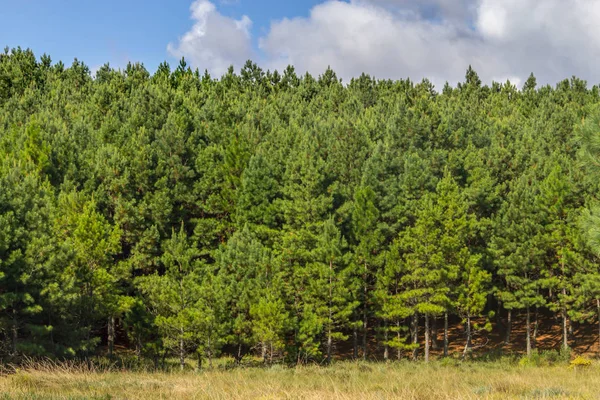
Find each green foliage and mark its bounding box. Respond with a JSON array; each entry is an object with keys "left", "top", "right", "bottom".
[
  {"left": 216, "top": 225, "right": 269, "bottom": 358},
  {"left": 2, "top": 47, "right": 600, "bottom": 364},
  {"left": 250, "top": 293, "right": 289, "bottom": 362},
  {"left": 519, "top": 348, "right": 572, "bottom": 367}
]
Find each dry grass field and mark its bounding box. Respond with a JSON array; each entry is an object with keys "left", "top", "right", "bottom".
[{"left": 1, "top": 359, "right": 599, "bottom": 400}]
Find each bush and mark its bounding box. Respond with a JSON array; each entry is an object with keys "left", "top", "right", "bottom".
[
  {"left": 569, "top": 356, "right": 592, "bottom": 369},
  {"left": 439, "top": 357, "right": 460, "bottom": 367},
  {"left": 558, "top": 347, "right": 572, "bottom": 363},
  {"left": 519, "top": 348, "right": 573, "bottom": 367},
  {"left": 519, "top": 352, "right": 541, "bottom": 367},
  {"left": 540, "top": 350, "right": 561, "bottom": 364}
]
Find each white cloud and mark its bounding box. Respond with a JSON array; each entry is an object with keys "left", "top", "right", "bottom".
[
  {"left": 167, "top": 0, "right": 253, "bottom": 77},
  {"left": 259, "top": 0, "right": 492, "bottom": 87},
  {"left": 357, "top": 0, "right": 477, "bottom": 23},
  {"left": 472, "top": 0, "right": 600, "bottom": 85},
  {"left": 170, "top": 0, "right": 600, "bottom": 88}
]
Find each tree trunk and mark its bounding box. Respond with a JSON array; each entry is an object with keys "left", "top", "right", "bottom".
[
  {"left": 262, "top": 342, "right": 267, "bottom": 364},
  {"left": 135, "top": 338, "right": 142, "bottom": 362},
  {"left": 327, "top": 328, "right": 333, "bottom": 364},
  {"left": 526, "top": 306, "right": 532, "bottom": 357},
  {"left": 362, "top": 262, "right": 368, "bottom": 361},
  {"left": 431, "top": 317, "right": 438, "bottom": 350},
  {"left": 383, "top": 320, "right": 389, "bottom": 361},
  {"left": 269, "top": 342, "right": 274, "bottom": 364},
  {"left": 562, "top": 289, "right": 568, "bottom": 350},
  {"left": 49, "top": 314, "right": 55, "bottom": 353},
  {"left": 424, "top": 314, "right": 430, "bottom": 363},
  {"left": 197, "top": 352, "right": 202, "bottom": 371},
  {"left": 236, "top": 343, "right": 241, "bottom": 364},
  {"left": 353, "top": 326, "right": 358, "bottom": 359},
  {"left": 569, "top": 320, "right": 574, "bottom": 336},
  {"left": 505, "top": 309, "right": 512, "bottom": 345},
  {"left": 108, "top": 316, "right": 115, "bottom": 360},
  {"left": 496, "top": 302, "right": 502, "bottom": 327},
  {"left": 397, "top": 320, "right": 402, "bottom": 360},
  {"left": 161, "top": 349, "right": 168, "bottom": 370},
  {"left": 11, "top": 312, "right": 17, "bottom": 355},
  {"left": 179, "top": 337, "right": 185, "bottom": 371},
  {"left": 462, "top": 313, "right": 472, "bottom": 360},
  {"left": 327, "top": 259, "right": 333, "bottom": 364},
  {"left": 597, "top": 299, "right": 600, "bottom": 356},
  {"left": 207, "top": 337, "right": 213, "bottom": 369},
  {"left": 533, "top": 307, "right": 539, "bottom": 349},
  {"left": 412, "top": 313, "right": 418, "bottom": 361},
  {"left": 443, "top": 312, "right": 449, "bottom": 357}
]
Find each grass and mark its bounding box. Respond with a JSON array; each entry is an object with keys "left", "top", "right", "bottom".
[{"left": 1, "top": 359, "right": 599, "bottom": 399}]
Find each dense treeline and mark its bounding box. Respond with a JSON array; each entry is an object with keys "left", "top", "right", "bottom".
[{"left": 3, "top": 47, "right": 600, "bottom": 368}]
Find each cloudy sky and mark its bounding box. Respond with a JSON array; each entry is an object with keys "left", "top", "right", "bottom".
[{"left": 3, "top": 0, "right": 600, "bottom": 88}]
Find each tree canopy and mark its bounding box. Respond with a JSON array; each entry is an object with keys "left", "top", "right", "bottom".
[{"left": 2, "top": 47, "right": 600, "bottom": 365}]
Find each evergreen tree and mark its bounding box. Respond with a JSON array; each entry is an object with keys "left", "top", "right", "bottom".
[
  {"left": 136, "top": 225, "right": 200, "bottom": 370},
  {"left": 538, "top": 163, "right": 584, "bottom": 350},
  {"left": 50, "top": 192, "right": 122, "bottom": 357},
  {"left": 251, "top": 292, "right": 289, "bottom": 364},
  {"left": 352, "top": 186, "right": 380, "bottom": 360},
  {"left": 2, "top": 48, "right": 600, "bottom": 364},
  {"left": 490, "top": 175, "right": 546, "bottom": 355},
  {"left": 315, "top": 216, "right": 355, "bottom": 363},
  {"left": 216, "top": 225, "right": 269, "bottom": 362}
]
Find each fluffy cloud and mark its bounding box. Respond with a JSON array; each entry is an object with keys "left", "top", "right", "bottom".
[
  {"left": 472, "top": 0, "right": 600, "bottom": 85},
  {"left": 167, "top": 0, "right": 253, "bottom": 77},
  {"left": 170, "top": 0, "right": 600, "bottom": 88},
  {"left": 259, "top": 1, "right": 488, "bottom": 87},
  {"left": 358, "top": 0, "right": 477, "bottom": 22}
]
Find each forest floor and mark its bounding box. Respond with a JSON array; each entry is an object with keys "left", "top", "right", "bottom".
[
  {"left": 325, "top": 313, "right": 600, "bottom": 361},
  {"left": 1, "top": 361, "right": 599, "bottom": 399}
]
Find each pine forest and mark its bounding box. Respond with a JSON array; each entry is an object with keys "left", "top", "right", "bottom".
[{"left": 5, "top": 47, "right": 600, "bottom": 369}]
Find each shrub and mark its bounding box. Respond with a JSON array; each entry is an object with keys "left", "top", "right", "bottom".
[
  {"left": 439, "top": 357, "right": 460, "bottom": 367},
  {"left": 519, "top": 349, "right": 573, "bottom": 367},
  {"left": 558, "top": 347, "right": 572, "bottom": 363},
  {"left": 519, "top": 354, "right": 539, "bottom": 367},
  {"left": 569, "top": 356, "right": 592, "bottom": 369}
]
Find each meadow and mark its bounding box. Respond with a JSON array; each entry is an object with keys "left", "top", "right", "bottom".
[{"left": 0, "top": 358, "right": 598, "bottom": 400}]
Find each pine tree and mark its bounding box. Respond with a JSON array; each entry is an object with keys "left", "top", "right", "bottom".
[
  {"left": 393, "top": 173, "right": 473, "bottom": 362},
  {"left": 375, "top": 244, "right": 417, "bottom": 360},
  {"left": 236, "top": 153, "right": 280, "bottom": 244},
  {"left": 190, "top": 271, "right": 227, "bottom": 369},
  {"left": 490, "top": 175, "right": 546, "bottom": 356},
  {"left": 50, "top": 192, "right": 121, "bottom": 357},
  {"left": 315, "top": 216, "right": 355, "bottom": 363},
  {"left": 576, "top": 114, "right": 600, "bottom": 353},
  {"left": 216, "top": 225, "right": 269, "bottom": 362},
  {"left": 0, "top": 160, "right": 54, "bottom": 356},
  {"left": 352, "top": 186, "right": 380, "bottom": 360},
  {"left": 277, "top": 133, "right": 332, "bottom": 363},
  {"left": 538, "top": 163, "right": 583, "bottom": 350},
  {"left": 251, "top": 292, "right": 289, "bottom": 364},
  {"left": 136, "top": 224, "right": 200, "bottom": 370}
]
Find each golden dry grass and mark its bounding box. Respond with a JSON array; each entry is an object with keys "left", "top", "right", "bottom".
[{"left": 0, "top": 360, "right": 598, "bottom": 399}]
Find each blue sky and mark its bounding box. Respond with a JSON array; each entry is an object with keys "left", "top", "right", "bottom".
[
  {"left": 0, "top": 0, "right": 324, "bottom": 72},
  {"left": 2, "top": 1, "right": 599, "bottom": 87}
]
